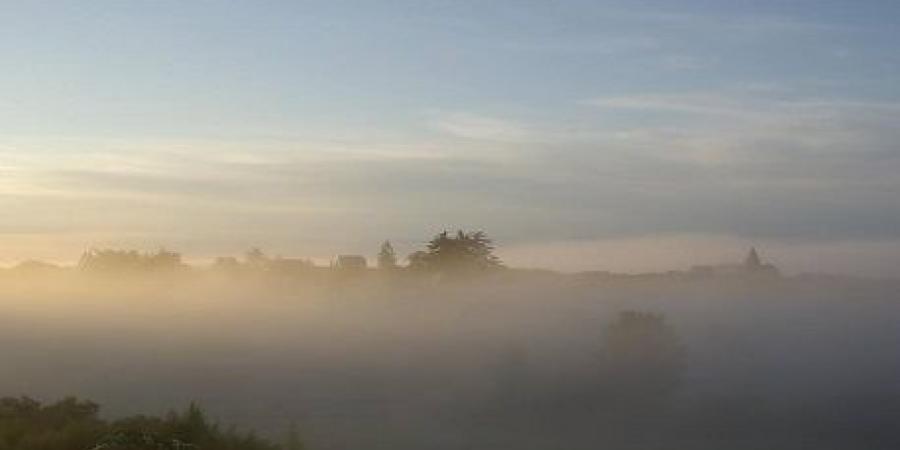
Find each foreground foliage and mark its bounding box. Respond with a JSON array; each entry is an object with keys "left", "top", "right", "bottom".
[{"left": 0, "top": 397, "right": 284, "bottom": 450}]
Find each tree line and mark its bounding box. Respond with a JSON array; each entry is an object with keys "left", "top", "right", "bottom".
[
  {"left": 0, "top": 397, "right": 302, "bottom": 450},
  {"left": 55, "top": 230, "right": 504, "bottom": 277}
]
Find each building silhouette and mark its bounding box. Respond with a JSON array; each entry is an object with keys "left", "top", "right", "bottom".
[{"left": 690, "top": 247, "right": 779, "bottom": 278}]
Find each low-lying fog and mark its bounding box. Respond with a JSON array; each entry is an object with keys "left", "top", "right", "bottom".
[{"left": 2, "top": 270, "right": 899, "bottom": 449}]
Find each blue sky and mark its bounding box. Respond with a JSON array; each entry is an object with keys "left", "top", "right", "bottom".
[{"left": 1, "top": 1, "right": 899, "bottom": 275}]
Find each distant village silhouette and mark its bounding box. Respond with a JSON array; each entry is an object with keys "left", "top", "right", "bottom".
[{"left": 2, "top": 230, "right": 781, "bottom": 280}]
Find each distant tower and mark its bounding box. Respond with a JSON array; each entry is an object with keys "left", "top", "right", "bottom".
[{"left": 744, "top": 247, "right": 762, "bottom": 269}]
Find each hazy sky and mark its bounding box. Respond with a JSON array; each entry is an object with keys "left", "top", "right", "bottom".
[{"left": 1, "top": 1, "right": 899, "bottom": 276}]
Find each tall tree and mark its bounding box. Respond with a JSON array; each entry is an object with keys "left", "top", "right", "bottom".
[{"left": 377, "top": 240, "right": 398, "bottom": 270}]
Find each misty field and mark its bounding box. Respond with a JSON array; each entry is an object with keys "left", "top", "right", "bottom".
[{"left": 2, "top": 269, "right": 899, "bottom": 449}]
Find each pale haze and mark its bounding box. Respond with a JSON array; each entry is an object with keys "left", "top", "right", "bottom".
[{"left": 2, "top": 1, "right": 899, "bottom": 276}]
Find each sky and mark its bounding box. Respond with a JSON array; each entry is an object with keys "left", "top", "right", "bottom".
[{"left": 1, "top": 1, "right": 899, "bottom": 276}]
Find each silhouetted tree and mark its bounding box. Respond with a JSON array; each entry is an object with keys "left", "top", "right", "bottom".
[
  {"left": 244, "top": 248, "right": 270, "bottom": 271},
  {"left": 377, "top": 240, "right": 398, "bottom": 270},
  {"left": 415, "top": 230, "right": 503, "bottom": 274}
]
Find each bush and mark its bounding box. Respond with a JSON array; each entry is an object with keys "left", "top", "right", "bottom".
[{"left": 0, "top": 397, "right": 283, "bottom": 450}]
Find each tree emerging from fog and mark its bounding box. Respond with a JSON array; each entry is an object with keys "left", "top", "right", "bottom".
[
  {"left": 411, "top": 230, "right": 503, "bottom": 275},
  {"left": 602, "top": 311, "right": 686, "bottom": 399},
  {"left": 377, "top": 240, "right": 398, "bottom": 270}
]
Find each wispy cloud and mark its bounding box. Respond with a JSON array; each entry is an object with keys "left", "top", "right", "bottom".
[
  {"left": 430, "top": 112, "right": 534, "bottom": 143},
  {"left": 611, "top": 9, "right": 849, "bottom": 36},
  {"left": 584, "top": 90, "right": 900, "bottom": 119},
  {"left": 584, "top": 93, "right": 754, "bottom": 117},
  {"left": 495, "top": 35, "right": 659, "bottom": 55},
  {"left": 658, "top": 54, "right": 708, "bottom": 71},
  {"left": 583, "top": 92, "right": 900, "bottom": 159}
]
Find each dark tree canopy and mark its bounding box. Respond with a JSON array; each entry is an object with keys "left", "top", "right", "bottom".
[{"left": 417, "top": 230, "right": 503, "bottom": 274}]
